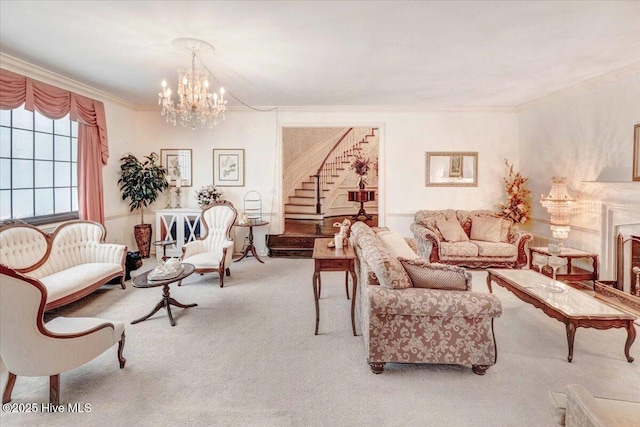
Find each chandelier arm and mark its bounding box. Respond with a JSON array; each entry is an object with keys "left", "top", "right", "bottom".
[{"left": 195, "top": 55, "right": 277, "bottom": 112}]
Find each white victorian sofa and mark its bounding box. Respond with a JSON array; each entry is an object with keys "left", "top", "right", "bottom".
[{"left": 0, "top": 220, "right": 126, "bottom": 310}]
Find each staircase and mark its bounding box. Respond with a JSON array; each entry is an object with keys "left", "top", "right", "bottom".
[{"left": 284, "top": 127, "right": 377, "bottom": 220}]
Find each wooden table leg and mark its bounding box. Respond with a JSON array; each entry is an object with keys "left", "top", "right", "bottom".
[
  {"left": 624, "top": 320, "right": 636, "bottom": 363},
  {"left": 566, "top": 322, "right": 576, "bottom": 363},
  {"left": 486, "top": 274, "right": 493, "bottom": 293},
  {"left": 313, "top": 271, "right": 320, "bottom": 335},
  {"left": 345, "top": 271, "right": 350, "bottom": 299},
  {"left": 350, "top": 268, "right": 358, "bottom": 336}
]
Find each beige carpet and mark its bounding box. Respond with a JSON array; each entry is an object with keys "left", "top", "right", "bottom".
[{"left": 1, "top": 258, "right": 639, "bottom": 426}]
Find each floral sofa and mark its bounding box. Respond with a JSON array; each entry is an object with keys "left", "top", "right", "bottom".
[
  {"left": 410, "top": 209, "right": 532, "bottom": 269},
  {"left": 0, "top": 220, "right": 126, "bottom": 310},
  {"left": 349, "top": 221, "right": 502, "bottom": 375}
]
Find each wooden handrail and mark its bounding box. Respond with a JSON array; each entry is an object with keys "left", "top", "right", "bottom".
[
  {"left": 316, "top": 128, "right": 353, "bottom": 176},
  {"left": 312, "top": 127, "right": 376, "bottom": 215}
]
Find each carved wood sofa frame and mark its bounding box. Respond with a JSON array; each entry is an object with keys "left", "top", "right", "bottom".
[{"left": 0, "top": 220, "right": 127, "bottom": 310}]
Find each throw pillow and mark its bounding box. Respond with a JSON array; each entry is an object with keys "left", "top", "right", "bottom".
[
  {"left": 470, "top": 216, "right": 502, "bottom": 242},
  {"left": 436, "top": 217, "right": 469, "bottom": 242},
  {"left": 398, "top": 258, "right": 470, "bottom": 291},
  {"left": 377, "top": 230, "right": 421, "bottom": 260}
]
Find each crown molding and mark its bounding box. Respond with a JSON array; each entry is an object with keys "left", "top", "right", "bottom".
[
  {"left": 269, "top": 105, "right": 517, "bottom": 113},
  {"left": 0, "top": 53, "right": 136, "bottom": 108},
  {"left": 516, "top": 62, "right": 640, "bottom": 112}
]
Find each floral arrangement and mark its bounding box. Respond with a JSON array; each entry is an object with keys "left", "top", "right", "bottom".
[
  {"left": 195, "top": 184, "right": 223, "bottom": 208},
  {"left": 498, "top": 159, "right": 531, "bottom": 224},
  {"left": 349, "top": 148, "right": 373, "bottom": 176}
]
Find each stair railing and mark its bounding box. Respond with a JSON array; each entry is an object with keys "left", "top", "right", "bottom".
[{"left": 313, "top": 127, "right": 375, "bottom": 214}]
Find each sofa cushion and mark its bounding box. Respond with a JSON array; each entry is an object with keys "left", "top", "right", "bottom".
[
  {"left": 472, "top": 240, "right": 518, "bottom": 257},
  {"left": 377, "top": 230, "right": 421, "bottom": 260},
  {"left": 359, "top": 234, "right": 412, "bottom": 290},
  {"left": 436, "top": 217, "right": 469, "bottom": 242},
  {"left": 38, "top": 263, "right": 123, "bottom": 303},
  {"left": 440, "top": 241, "right": 479, "bottom": 257},
  {"left": 470, "top": 216, "right": 502, "bottom": 242},
  {"left": 398, "top": 258, "right": 470, "bottom": 290},
  {"left": 350, "top": 221, "right": 376, "bottom": 242}
]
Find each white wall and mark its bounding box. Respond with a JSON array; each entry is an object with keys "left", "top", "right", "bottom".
[
  {"left": 277, "top": 109, "right": 520, "bottom": 235},
  {"left": 518, "top": 74, "right": 640, "bottom": 279},
  {"left": 133, "top": 109, "right": 279, "bottom": 256},
  {"left": 519, "top": 74, "right": 640, "bottom": 268}
]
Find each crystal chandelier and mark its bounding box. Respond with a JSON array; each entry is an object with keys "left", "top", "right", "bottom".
[
  {"left": 158, "top": 38, "right": 227, "bottom": 129},
  {"left": 540, "top": 177, "right": 576, "bottom": 243}
]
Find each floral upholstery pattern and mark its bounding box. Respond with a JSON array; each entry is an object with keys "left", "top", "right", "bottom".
[
  {"left": 351, "top": 222, "right": 502, "bottom": 373},
  {"left": 440, "top": 241, "right": 479, "bottom": 257},
  {"left": 412, "top": 209, "right": 532, "bottom": 269},
  {"left": 398, "top": 258, "right": 471, "bottom": 291},
  {"left": 358, "top": 233, "right": 412, "bottom": 289}
]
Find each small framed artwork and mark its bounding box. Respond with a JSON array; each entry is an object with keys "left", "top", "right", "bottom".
[
  {"left": 213, "top": 149, "right": 245, "bottom": 187},
  {"left": 633, "top": 124, "right": 640, "bottom": 182},
  {"left": 449, "top": 155, "right": 463, "bottom": 178},
  {"left": 161, "top": 149, "right": 192, "bottom": 187}
]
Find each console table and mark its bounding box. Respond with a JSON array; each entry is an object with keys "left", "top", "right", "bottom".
[
  {"left": 154, "top": 209, "right": 202, "bottom": 259},
  {"left": 347, "top": 190, "right": 375, "bottom": 220}
]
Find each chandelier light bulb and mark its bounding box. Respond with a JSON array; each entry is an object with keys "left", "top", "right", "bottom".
[{"left": 158, "top": 38, "right": 227, "bottom": 129}]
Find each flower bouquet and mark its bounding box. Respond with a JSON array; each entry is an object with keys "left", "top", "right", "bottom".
[{"left": 195, "top": 185, "right": 223, "bottom": 208}]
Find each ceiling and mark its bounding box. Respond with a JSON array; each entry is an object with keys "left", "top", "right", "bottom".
[{"left": 1, "top": 1, "right": 639, "bottom": 108}]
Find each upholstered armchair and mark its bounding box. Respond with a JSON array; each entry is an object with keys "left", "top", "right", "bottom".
[
  {"left": 1, "top": 265, "right": 126, "bottom": 405},
  {"left": 181, "top": 201, "right": 237, "bottom": 287}
]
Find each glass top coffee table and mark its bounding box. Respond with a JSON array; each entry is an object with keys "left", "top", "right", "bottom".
[
  {"left": 132, "top": 263, "right": 197, "bottom": 327},
  {"left": 486, "top": 269, "right": 636, "bottom": 363}
]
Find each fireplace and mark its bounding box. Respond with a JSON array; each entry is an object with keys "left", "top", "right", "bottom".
[{"left": 601, "top": 202, "right": 640, "bottom": 291}]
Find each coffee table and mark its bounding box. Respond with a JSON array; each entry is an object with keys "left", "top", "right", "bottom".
[
  {"left": 132, "top": 263, "right": 197, "bottom": 326},
  {"left": 486, "top": 269, "right": 636, "bottom": 363}
]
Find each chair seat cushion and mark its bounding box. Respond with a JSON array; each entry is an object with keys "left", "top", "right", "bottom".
[
  {"left": 472, "top": 240, "right": 517, "bottom": 257},
  {"left": 440, "top": 241, "right": 479, "bottom": 257},
  {"left": 182, "top": 252, "right": 223, "bottom": 269},
  {"left": 46, "top": 316, "right": 125, "bottom": 341},
  {"left": 39, "top": 263, "right": 123, "bottom": 303}
]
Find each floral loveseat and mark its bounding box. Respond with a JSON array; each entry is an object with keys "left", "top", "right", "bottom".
[
  {"left": 0, "top": 220, "right": 126, "bottom": 310},
  {"left": 350, "top": 221, "right": 502, "bottom": 375},
  {"left": 410, "top": 209, "right": 532, "bottom": 269}
]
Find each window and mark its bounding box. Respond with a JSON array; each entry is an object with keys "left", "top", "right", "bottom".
[{"left": 0, "top": 105, "right": 78, "bottom": 225}]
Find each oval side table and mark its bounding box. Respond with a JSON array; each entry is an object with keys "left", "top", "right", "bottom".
[{"left": 131, "top": 263, "right": 196, "bottom": 327}]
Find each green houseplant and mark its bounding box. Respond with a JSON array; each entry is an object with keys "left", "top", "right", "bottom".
[{"left": 118, "top": 152, "right": 169, "bottom": 258}]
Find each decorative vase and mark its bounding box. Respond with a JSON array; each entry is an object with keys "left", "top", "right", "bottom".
[
  {"left": 134, "top": 224, "right": 152, "bottom": 258},
  {"left": 358, "top": 175, "right": 366, "bottom": 190}
]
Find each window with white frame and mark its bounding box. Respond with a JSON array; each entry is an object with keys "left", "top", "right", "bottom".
[{"left": 0, "top": 104, "right": 78, "bottom": 225}]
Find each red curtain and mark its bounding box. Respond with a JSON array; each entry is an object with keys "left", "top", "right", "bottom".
[{"left": 0, "top": 68, "right": 109, "bottom": 224}]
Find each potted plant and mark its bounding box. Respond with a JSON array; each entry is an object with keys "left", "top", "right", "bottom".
[{"left": 118, "top": 152, "right": 169, "bottom": 258}]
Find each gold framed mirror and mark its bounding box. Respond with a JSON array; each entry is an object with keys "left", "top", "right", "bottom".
[{"left": 425, "top": 152, "right": 478, "bottom": 187}]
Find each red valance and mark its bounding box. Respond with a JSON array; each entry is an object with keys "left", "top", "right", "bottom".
[{"left": 0, "top": 68, "right": 109, "bottom": 164}]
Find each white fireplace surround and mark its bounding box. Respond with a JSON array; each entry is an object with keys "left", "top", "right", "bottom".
[{"left": 601, "top": 202, "right": 640, "bottom": 289}]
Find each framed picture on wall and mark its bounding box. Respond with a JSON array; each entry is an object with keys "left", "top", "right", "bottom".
[
  {"left": 448, "top": 155, "right": 463, "bottom": 178},
  {"left": 634, "top": 124, "right": 640, "bottom": 182},
  {"left": 160, "top": 149, "right": 192, "bottom": 187},
  {"left": 213, "top": 149, "right": 245, "bottom": 187}
]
